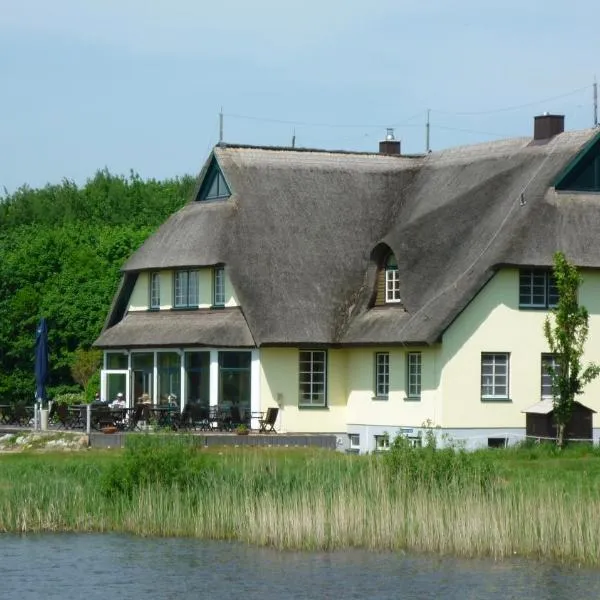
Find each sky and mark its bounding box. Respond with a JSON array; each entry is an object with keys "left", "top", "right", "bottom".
[{"left": 1, "top": 0, "right": 599, "bottom": 191}]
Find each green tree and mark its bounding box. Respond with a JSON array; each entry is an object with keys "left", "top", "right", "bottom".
[
  {"left": 543, "top": 251, "right": 600, "bottom": 448},
  {"left": 0, "top": 169, "right": 194, "bottom": 403},
  {"left": 70, "top": 348, "right": 103, "bottom": 394}
]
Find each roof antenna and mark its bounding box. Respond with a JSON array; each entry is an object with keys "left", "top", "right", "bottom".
[
  {"left": 219, "top": 107, "right": 224, "bottom": 144},
  {"left": 594, "top": 77, "right": 598, "bottom": 128},
  {"left": 426, "top": 109, "right": 431, "bottom": 153},
  {"left": 291, "top": 129, "right": 296, "bottom": 148}
]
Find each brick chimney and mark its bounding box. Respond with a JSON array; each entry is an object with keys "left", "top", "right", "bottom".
[
  {"left": 379, "top": 128, "right": 401, "bottom": 155},
  {"left": 534, "top": 113, "right": 564, "bottom": 141}
]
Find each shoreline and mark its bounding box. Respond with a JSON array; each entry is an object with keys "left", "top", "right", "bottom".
[{"left": 1, "top": 436, "right": 599, "bottom": 566}]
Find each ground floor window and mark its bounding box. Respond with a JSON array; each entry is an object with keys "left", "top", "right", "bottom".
[
  {"left": 407, "top": 352, "right": 422, "bottom": 399},
  {"left": 157, "top": 351, "right": 180, "bottom": 405},
  {"left": 299, "top": 350, "right": 327, "bottom": 407},
  {"left": 219, "top": 351, "right": 251, "bottom": 415},
  {"left": 374, "top": 434, "right": 390, "bottom": 452},
  {"left": 375, "top": 352, "right": 389, "bottom": 398},
  {"left": 102, "top": 349, "right": 256, "bottom": 415},
  {"left": 541, "top": 353, "right": 560, "bottom": 399},
  {"left": 185, "top": 351, "right": 210, "bottom": 408},
  {"left": 481, "top": 352, "right": 509, "bottom": 400}
]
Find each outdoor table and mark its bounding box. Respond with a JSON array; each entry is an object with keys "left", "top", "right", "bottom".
[
  {"left": 68, "top": 405, "right": 87, "bottom": 429},
  {"left": 110, "top": 407, "right": 135, "bottom": 430}
]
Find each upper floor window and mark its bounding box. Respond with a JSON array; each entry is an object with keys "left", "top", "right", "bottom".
[
  {"left": 213, "top": 267, "right": 225, "bottom": 306},
  {"left": 385, "top": 254, "right": 401, "bottom": 303},
  {"left": 519, "top": 269, "right": 558, "bottom": 309},
  {"left": 299, "top": 350, "right": 327, "bottom": 407},
  {"left": 197, "top": 158, "right": 231, "bottom": 201},
  {"left": 150, "top": 272, "right": 160, "bottom": 309},
  {"left": 174, "top": 270, "right": 199, "bottom": 308}
]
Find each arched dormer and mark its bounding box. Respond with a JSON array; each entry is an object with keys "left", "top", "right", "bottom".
[{"left": 371, "top": 243, "right": 403, "bottom": 307}]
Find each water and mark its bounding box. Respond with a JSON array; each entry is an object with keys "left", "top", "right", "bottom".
[{"left": 1, "top": 534, "right": 600, "bottom": 599}]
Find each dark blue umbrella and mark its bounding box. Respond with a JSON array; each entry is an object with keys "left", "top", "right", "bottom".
[{"left": 35, "top": 318, "right": 49, "bottom": 402}]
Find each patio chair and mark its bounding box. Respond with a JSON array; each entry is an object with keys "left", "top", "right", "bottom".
[
  {"left": 55, "top": 403, "right": 71, "bottom": 429},
  {"left": 128, "top": 403, "right": 149, "bottom": 431},
  {"left": 258, "top": 407, "right": 278, "bottom": 433}
]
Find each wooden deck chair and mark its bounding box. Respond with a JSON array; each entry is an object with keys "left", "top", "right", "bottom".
[{"left": 258, "top": 407, "right": 278, "bottom": 433}]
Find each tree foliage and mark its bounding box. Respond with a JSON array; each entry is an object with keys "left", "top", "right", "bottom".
[
  {"left": 543, "top": 252, "right": 600, "bottom": 447},
  {"left": 0, "top": 170, "right": 195, "bottom": 403}
]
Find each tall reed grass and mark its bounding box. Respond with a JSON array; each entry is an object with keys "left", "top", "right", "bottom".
[{"left": 1, "top": 435, "right": 599, "bottom": 565}]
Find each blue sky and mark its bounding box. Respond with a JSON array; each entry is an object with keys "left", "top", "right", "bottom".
[{"left": 1, "top": 0, "right": 598, "bottom": 191}]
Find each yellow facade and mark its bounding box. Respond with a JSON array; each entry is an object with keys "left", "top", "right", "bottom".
[
  {"left": 127, "top": 268, "right": 239, "bottom": 311},
  {"left": 345, "top": 347, "right": 440, "bottom": 429},
  {"left": 440, "top": 268, "right": 600, "bottom": 429},
  {"left": 259, "top": 348, "right": 347, "bottom": 433}
]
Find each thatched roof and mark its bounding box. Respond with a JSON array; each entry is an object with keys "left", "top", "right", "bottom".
[
  {"left": 98, "top": 128, "right": 600, "bottom": 348},
  {"left": 95, "top": 309, "right": 255, "bottom": 348}
]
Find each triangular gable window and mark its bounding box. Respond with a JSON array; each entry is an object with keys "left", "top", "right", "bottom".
[
  {"left": 196, "top": 158, "right": 231, "bottom": 201},
  {"left": 555, "top": 133, "right": 600, "bottom": 192}
]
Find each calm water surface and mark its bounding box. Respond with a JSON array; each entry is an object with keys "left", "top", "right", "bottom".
[{"left": 1, "top": 533, "right": 600, "bottom": 599}]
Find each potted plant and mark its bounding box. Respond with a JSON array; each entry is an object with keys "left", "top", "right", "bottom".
[{"left": 235, "top": 424, "right": 249, "bottom": 436}]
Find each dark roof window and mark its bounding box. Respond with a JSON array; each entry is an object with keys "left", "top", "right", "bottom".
[{"left": 197, "top": 158, "right": 231, "bottom": 201}]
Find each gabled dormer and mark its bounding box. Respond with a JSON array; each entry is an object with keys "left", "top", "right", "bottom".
[
  {"left": 196, "top": 156, "right": 231, "bottom": 201},
  {"left": 555, "top": 132, "right": 600, "bottom": 192}
]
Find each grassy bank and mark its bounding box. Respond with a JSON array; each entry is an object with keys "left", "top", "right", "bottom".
[{"left": 1, "top": 436, "right": 599, "bottom": 565}]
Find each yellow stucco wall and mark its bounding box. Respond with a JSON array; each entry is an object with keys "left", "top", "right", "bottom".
[
  {"left": 345, "top": 347, "right": 441, "bottom": 428},
  {"left": 128, "top": 272, "right": 149, "bottom": 311},
  {"left": 260, "top": 348, "right": 348, "bottom": 433},
  {"left": 440, "top": 268, "right": 600, "bottom": 429},
  {"left": 127, "top": 268, "right": 239, "bottom": 311}
]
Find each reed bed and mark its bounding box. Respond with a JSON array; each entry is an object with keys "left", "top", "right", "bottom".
[{"left": 1, "top": 436, "right": 599, "bottom": 565}]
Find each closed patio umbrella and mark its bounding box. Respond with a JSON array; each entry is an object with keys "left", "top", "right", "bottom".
[{"left": 35, "top": 318, "right": 49, "bottom": 405}]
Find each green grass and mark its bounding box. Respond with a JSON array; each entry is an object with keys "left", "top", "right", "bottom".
[{"left": 1, "top": 436, "right": 600, "bottom": 565}]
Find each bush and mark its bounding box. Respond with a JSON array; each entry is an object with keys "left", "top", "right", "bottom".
[
  {"left": 100, "top": 435, "right": 209, "bottom": 499},
  {"left": 383, "top": 434, "right": 496, "bottom": 491},
  {"left": 52, "top": 392, "right": 86, "bottom": 406}
]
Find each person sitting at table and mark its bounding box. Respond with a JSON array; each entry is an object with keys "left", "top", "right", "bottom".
[
  {"left": 138, "top": 393, "right": 151, "bottom": 405},
  {"left": 110, "top": 392, "right": 126, "bottom": 409}
]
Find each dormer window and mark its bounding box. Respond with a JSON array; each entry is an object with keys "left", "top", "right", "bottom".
[
  {"left": 174, "top": 270, "right": 199, "bottom": 308},
  {"left": 213, "top": 266, "right": 225, "bottom": 307},
  {"left": 385, "top": 254, "right": 401, "bottom": 303},
  {"left": 197, "top": 157, "right": 231, "bottom": 201},
  {"left": 150, "top": 272, "right": 160, "bottom": 309}
]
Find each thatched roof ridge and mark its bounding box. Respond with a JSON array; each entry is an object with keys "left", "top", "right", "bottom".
[{"left": 101, "top": 128, "right": 600, "bottom": 348}]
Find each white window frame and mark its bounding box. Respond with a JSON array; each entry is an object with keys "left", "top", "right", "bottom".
[
  {"left": 150, "top": 272, "right": 160, "bottom": 309},
  {"left": 348, "top": 434, "right": 360, "bottom": 450},
  {"left": 213, "top": 266, "right": 225, "bottom": 306},
  {"left": 541, "top": 353, "right": 560, "bottom": 399},
  {"left": 375, "top": 352, "right": 389, "bottom": 398},
  {"left": 174, "top": 270, "right": 199, "bottom": 308},
  {"left": 407, "top": 352, "right": 422, "bottom": 399},
  {"left": 375, "top": 434, "right": 390, "bottom": 452},
  {"left": 519, "top": 269, "right": 558, "bottom": 309},
  {"left": 385, "top": 267, "right": 401, "bottom": 303},
  {"left": 481, "top": 353, "right": 510, "bottom": 400},
  {"left": 298, "top": 350, "right": 327, "bottom": 407}
]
